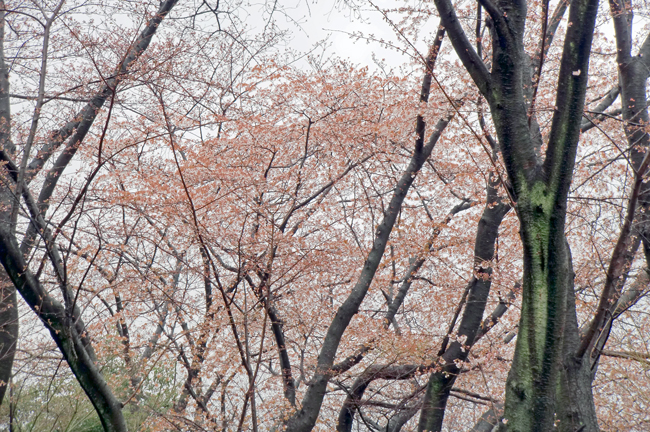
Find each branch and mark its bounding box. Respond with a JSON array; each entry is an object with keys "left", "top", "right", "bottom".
[
  {"left": 477, "top": 0, "right": 509, "bottom": 45},
  {"left": 577, "top": 150, "right": 650, "bottom": 359},
  {"left": 0, "top": 3, "right": 13, "bottom": 156},
  {"left": 527, "top": 0, "right": 570, "bottom": 120},
  {"left": 419, "top": 174, "right": 509, "bottom": 431},
  {"left": 286, "top": 112, "right": 453, "bottom": 432},
  {"left": 589, "top": 265, "right": 649, "bottom": 369},
  {"left": 531, "top": 0, "right": 569, "bottom": 80},
  {"left": 639, "top": 30, "right": 650, "bottom": 69},
  {"left": 415, "top": 24, "right": 446, "bottom": 153},
  {"left": 245, "top": 273, "right": 297, "bottom": 406},
  {"left": 385, "top": 402, "right": 422, "bottom": 432},
  {"left": 0, "top": 151, "right": 89, "bottom": 347},
  {"left": 433, "top": 0, "right": 492, "bottom": 97},
  {"left": 542, "top": 0, "right": 600, "bottom": 195},
  {"left": 11, "top": 0, "right": 66, "bottom": 230},
  {"left": 470, "top": 404, "right": 504, "bottom": 432},
  {"left": 601, "top": 349, "right": 650, "bottom": 366},
  {"left": 385, "top": 199, "right": 473, "bottom": 330},
  {"left": 330, "top": 346, "right": 372, "bottom": 376},
  {"left": 609, "top": 0, "right": 632, "bottom": 64},
  {"left": 475, "top": 283, "right": 518, "bottom": 341},
  {"left": 580, "top": 86, "right": 621, "bottom": 132},
  {"left": 25, "top": 0, "right": 180, "bottom": 183}
]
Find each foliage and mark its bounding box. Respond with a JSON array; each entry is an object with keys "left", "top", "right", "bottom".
[{"left": 0, "top": 0, "right": 649, "bottom": 431}]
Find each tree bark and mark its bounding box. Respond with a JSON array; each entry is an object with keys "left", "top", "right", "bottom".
[
  {"left": 0, "top": 271, "right": 17, "bottom": 405},
  {"left": 418, "top": 177, "right": 509, "bottom": 431},
  {"left": 0, "top": 2, "right": 17, "bottom": 407},
  {"left": 431, "top": 0, "right": 600, "bottom": 429},
  {"left": 556, "top": 245, "right": 599, "bottom": 432}
]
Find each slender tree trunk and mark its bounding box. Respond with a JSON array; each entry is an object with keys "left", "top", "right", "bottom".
[
  {"left": 418, "top": 177, "right": 509, "bottom": 431},
  {"left": 284, "top": 114, "right": 451, "bottom": 432},
  {"left": 0, "top": 271, "right": 17, "bottom": 405},
  {"left": 0, "top": 2, "right": 17, "bottom": 407},
  {"left": 0, "top": 1, "right": 180, "bottom": 429},
  {"left": 0, "top": 228, "right": 128, "bottom": 431},
  {"left": 556, "top": 258, "right": 598, "bottom": 432}
]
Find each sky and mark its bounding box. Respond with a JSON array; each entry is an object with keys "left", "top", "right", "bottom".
[{"left": 271, "top": 1, "right": 429, "bottom": 71}]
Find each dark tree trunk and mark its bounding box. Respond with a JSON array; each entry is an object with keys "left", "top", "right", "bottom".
[
  {"left": 0, "top": 271, "right": 17, "bottom": 405},
  {"left": 285, "top": 114, "right": 451, "bottom": 432},
  {"left": 430, "top": 0, "right": 600, "bottom": 428},
  {"left": 418, "top": 177, "right": 509, "bottom": 431},
  {"left": 472, "top": 405, "right": 503, "bottom": 432},
  {"left": 285, "top": 32, "right": 450, "bottom": 426},
  {"left": 0, "top": 2, "right": 17, "bottom": 407},
  {"left": 556, "top": 246, "right": 598, "bottom": 432}
]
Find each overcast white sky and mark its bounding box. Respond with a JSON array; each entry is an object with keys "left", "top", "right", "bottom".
[{"left": 273, "top": 1, "right": 430, "bottom": 70}]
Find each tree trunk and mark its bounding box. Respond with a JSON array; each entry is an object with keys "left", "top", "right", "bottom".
[
  {"left": 502, "top": 222, "right": 570, "bottom": 431},
  {"left": 418, "top": 177, "right": 509, "bottom": 431},
  {"left": 556, "top": 281, "right": 598, "bottom": 432},
  {"left": 0, "top": 228, "right": 128, "bottom": 432},
  {"left": 0, "top": 271, "right": 17, "bottom": 405},
  {"left": 0, "top": 1, "right": 17, "bottom": 407},
  {"left": 285, "top": 115, "right": 451, "bottom": 432},
  {"left": 0, "top": 0, "right": 180, "bottom": 429}
]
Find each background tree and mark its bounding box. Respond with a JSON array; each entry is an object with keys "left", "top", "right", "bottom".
[
  {"left": 1, "top": 0, "right": 650, "bottom": 431},
  {"left": 0, "top": 1, "right": 181, "bottom": 430}
]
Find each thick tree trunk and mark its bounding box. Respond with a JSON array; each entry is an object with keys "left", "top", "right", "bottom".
[
  {"left": 502, "top": 222, "right": 571, "bottom": 431},
  {"left": 501, "top": 0, "right": 599, "bottom": 428},
  {"left": 428, "top": 0, "right": 599, "bottom": 426}
]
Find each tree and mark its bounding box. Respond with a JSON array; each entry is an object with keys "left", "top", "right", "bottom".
[
  {"left": 2, "top": 0, "right": 650, "bottom": 431},
  {"left": 0, "top": 1, "right": 181, "bottom": 430},
  {"left": 409, "top": 0, "right": 650, "bottom": 429}
]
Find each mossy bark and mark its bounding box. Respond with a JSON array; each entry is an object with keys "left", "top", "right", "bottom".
[
  {"left": 502, "top": 187, "right": 570, "bottom": 431},
  {"left": 556, "top": 268, "right": 599, "bottom": 432},
  {"left": 432, "top": 0, "right": 599, "bottom": 423}
]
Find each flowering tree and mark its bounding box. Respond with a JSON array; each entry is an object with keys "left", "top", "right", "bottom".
[
  {"left": 409, "top": 0, "right": 650, "bottom": 429},
  {"left": 0, "top": 0, "right": 181, "bottom": 430},
  {"left": 1, "top": 0, "right": 650, "bottom": 431}
]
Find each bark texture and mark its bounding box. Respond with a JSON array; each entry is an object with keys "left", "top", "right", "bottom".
[
  {"left": 429, "top": 0, "right": 601, "bottom": 429},
  {"left": 0, "top": 271, "right": 17, "bottom": 405}
]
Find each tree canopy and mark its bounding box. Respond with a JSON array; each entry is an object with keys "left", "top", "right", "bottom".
[{"left": 0, "top": 0, "right": 649, "bottom": 431}]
